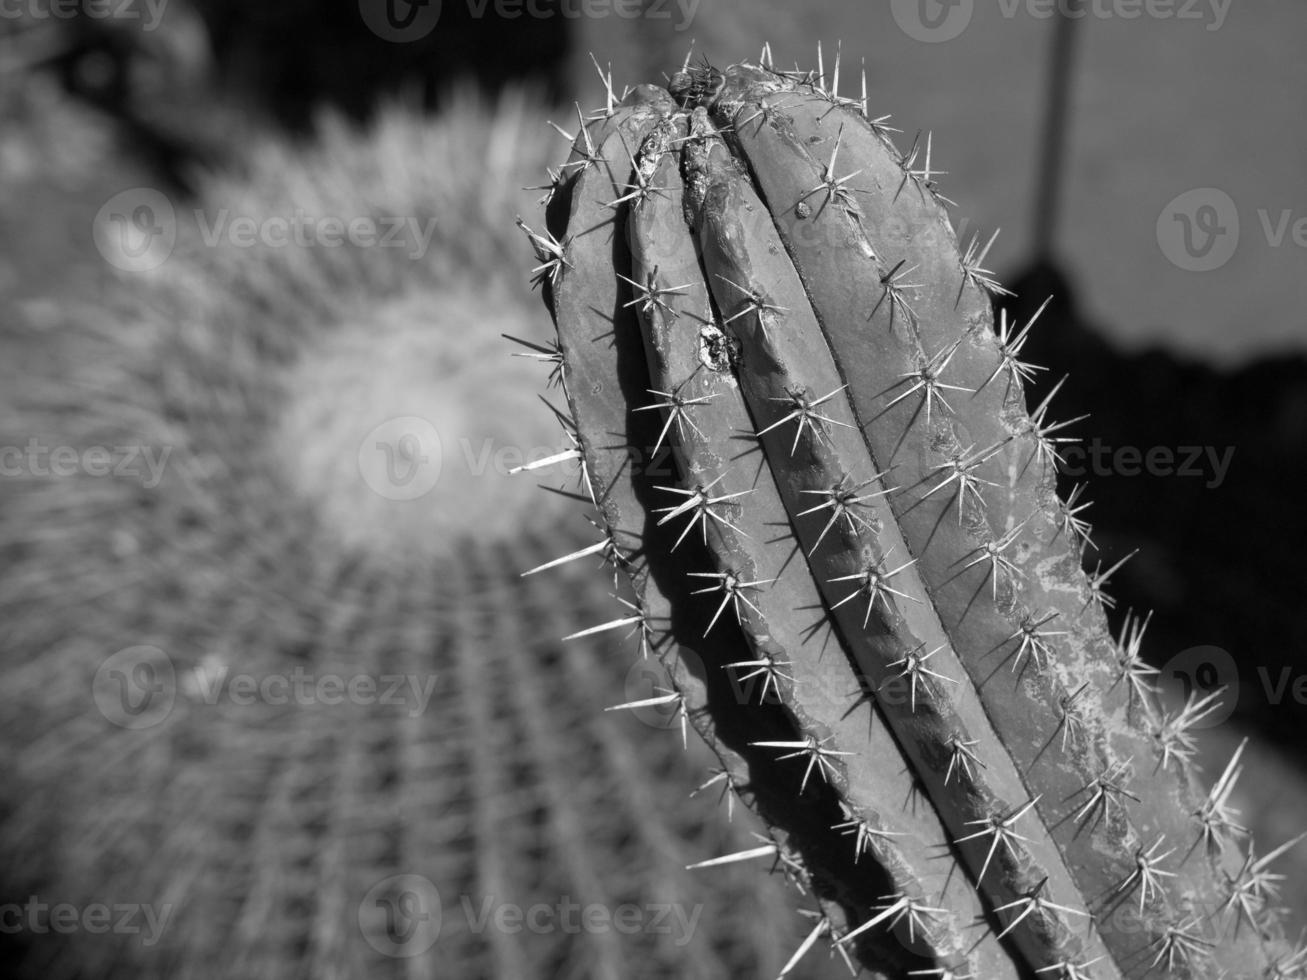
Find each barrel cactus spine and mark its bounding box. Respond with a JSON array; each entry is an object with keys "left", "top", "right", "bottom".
[{"left": 515, "top": 49, "right": 1301, "bottom": 980}]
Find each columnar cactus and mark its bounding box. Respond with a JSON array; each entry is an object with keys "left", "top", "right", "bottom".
[{"left": 517, "top": 50, "right": 1302, "bottom": 979}]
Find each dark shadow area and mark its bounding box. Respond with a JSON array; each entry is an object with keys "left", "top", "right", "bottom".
[{"left": 1008, "top": 258, "right": 1307, "bottom": 749}]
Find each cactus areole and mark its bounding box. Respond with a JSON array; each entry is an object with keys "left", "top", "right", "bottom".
[{"left": 515, "top": 53, "right": 1299, "bottom": 980}]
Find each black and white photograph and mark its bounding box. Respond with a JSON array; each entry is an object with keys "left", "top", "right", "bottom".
[{"left": 1, "top": 1, "right": 1304, "bottom": 977}]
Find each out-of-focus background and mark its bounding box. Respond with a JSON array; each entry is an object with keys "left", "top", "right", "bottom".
[{"left": 1, "top": 1, "right": 1304, "bottom": 977}]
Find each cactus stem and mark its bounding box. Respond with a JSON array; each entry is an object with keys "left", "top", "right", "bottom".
[
  {"left": 715, "top": 273, "right": 790, "bottom": 329},
  {"left": 921, "top": 441, "right": 1010, "bottom": 521},
  {"left": 838, "top": 893, "right": 947, "bottom": 947},
  {"left": 1151, "top": 688, "right": 1227, "bottom": 769},
  {"left": 898, "top": 132, "right": 956, "bottom": 207},
  {"left": 725, "top": 656, "right": 795, "bottom": 703},
  {"left": 653, "top": 477, "right": 755, "bottom": 549},
  {"left": 1071, "top": 758, "right": 1139, "bottom": 829},
  {"left": 955, "top": 796, "right": 1042, "bottom": 884},
  {"left": 1112, "top": 835, "right": 1177, "bottom": 915},
  {"left": 735, "top": 97, "right": 799, "bottom": 136},
  {"left": 1193, "top": 738, "right": 1249, "bottom": 855},
  {"left": 993, "top": 877, "right": 1088, "bottom": 940},
  {"left": 758, "top": 386, "right": 855, "bottom": 455},
  {"left": 1111, "top": 610, "right": 1159, "bottom": 710},
  {"left": 751, "top": 735, "right": 854, "bottom": 793},
  {"left": 870, "top": 258, "right": 923, "bottom": 329},
  {"left": 1024, "top": 376, "right": 1089, "bottom": 472},
  {"left": 1149, "top": 915, "right": 1214, "bottom": 972},
  {"left": 516, "top": 217, "right": 571, "bottom": 289},
  {"left": 881, "top": 338, "right": 969, "bottom": 428},
  {"left": 1083, "top": 549, "right": 1138, "bottom": 613},
  {"left": 1034, "top": 955, "right": 1105, "bottom": 980},
  {"left": 504, "top": 332, "right": 566, "bottom": 387},
  {"left": 803, "top": 125, "right": 864, "bottom": 217},
  {"left": 606, "top": 141, "right": 668, "bottom": 208},
  {"left": 945, "top": 737, "right": 985, "bottom": 786},
  {"left": 636, "top": 386, "right": 717, "bottom": 457},
  {"left": 618, "top": 269, "right": 694, "bottom": 317},
  {"left": 975, "top": 300, "right": 1051, "bottom": 395},
  {"left": 550, "top": 104, "right": 601, "bottom": 171},
  {"left": 883, "top": 643, "right": 958, "bottom": 713},
  {"left": 829, "top": 551, "right": 921, "bottom": 628},
  {"left": 1055, "top": 681, "right": 1092, "bottom": 753},
  {"left": 959, "top": 229, "right": 1014, "bottom": 301},
  {"left": 1056, "top": 482, "right": 1095, "bottom": 550},
  {"left": 958, "top": 520, "right": 1029, "bottom": 601},
  {"left": 834, "top": 811, "right": 906, "bottom": 861},
  {"left": 1005, "top": 611, "right": 1069, "bottom": 675},
  {"left": 797, "top": 476, "right": 891, "bottom": 555},
  {"left": 687, "top": 570, "right": 774, "bottom": 634}
]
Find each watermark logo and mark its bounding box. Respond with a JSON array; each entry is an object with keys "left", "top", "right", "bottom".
[
  {"left": 1058, "top": 440, "right": 1235, "bottom": 489},
  {"left": 1157, "top": 188, "right": 1240, "bottom": 272},
  {"left": 892, "top": 0, "right": 1231, "bottom": 41},
  {"left": 891, "top": 0, "right": 974, "bottom": 43},
  {"left": 92, "top": 188, "right": 176, "bottom": 273},
  {"left": 93, "top": 648, "right": 439, "bottom": 728},
  {"left": 358, "top": 0, "right": 443, "bottom": 41},
  {"left": 618, "top": 652, "right": 701, "bottom": 733},
  {"left": 0, "top": 0, "right": 171, "bottom": 31},
  {"left": 359, "top": 875, "right": 443, "bottom": 957},
  {"left": 93, "top": 646, "right": 176, "bottom": 730},
  {"left": 1158, "top": 644, "right": 1238, "bottom": 727},
  {"left": 0, "top": 440, "right": 172, "bottom": 488},
  {"left": 358, "top": 416, "right": 444, "bottom": 501},
  {"left": 194, "top": 209, "right": 438, "bottom": 260},
  {"left": 463, "top": 895, "right": 702, "bottom": 945},
  {"left": 0, "top": 898, "right": 173, "bottom": 946}
]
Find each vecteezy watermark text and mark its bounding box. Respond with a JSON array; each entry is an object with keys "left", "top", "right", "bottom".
[
  {"left": 356, "top": 874, "right": 702, "bottom": 959},
  {"left": 892, "top": 0, "right": 1230, "bottom": 43},
  {"left": 93, "top": 646, "right": 439, "bottom": 729},
  {"left": 0, "top": 440, "right": 171, "bottom": 489},
  {"left": 0, "top": 898, "right": 173, "bottom": 947},
  {"left": 1059, "top": 441, "right": 1235, "bottom": 489},
  {"left": 92, "top": 188, "right": 439, "bottom": 272},
  {"left": 1158, "top": 188, "right": 1307, "bottom": 272},
  {"left": 0, "top": 0, "right": 170, "bottom": 31},
  {"left": 357, "top": 0, "right": 698, "bottom": 43}
]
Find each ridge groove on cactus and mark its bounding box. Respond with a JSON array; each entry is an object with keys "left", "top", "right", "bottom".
[{"left": 518, "top": 51, "right": 1303, "bottom": 980}]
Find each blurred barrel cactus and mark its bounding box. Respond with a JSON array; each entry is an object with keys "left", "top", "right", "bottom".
[
  {"left": 0, "top": 88, "right": 840, "bottom": 980},
  {"left": 520, "top": 51, "right": 1303, "bottom": 979}
]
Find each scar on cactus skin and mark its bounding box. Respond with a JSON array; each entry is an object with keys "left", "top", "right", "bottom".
[{"left": 516, "top": 47, "right": 1304, "bottom": 980}]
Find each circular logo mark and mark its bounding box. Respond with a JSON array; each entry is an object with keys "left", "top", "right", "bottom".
[
  {"left": 92, "top": 188, "right": 177, "bottom": 273},
  {"left": 1156, "top": 188, "right": 1239, "bottom": 272},
  {"left": 891, "top": 0, "right": 974, "bottom": 43},
  {"left": 358, "top": 0, "right": 442, "bottom": 42},
  {"left": 93, "top": 645, "right": 176, "bottom": 730},
  {"left": 358, "top": 416, "right": 443, "bottom": 501},
  {"left": 619, "top": 649, "right": 703, "bottom": 732},
  {"left": 1157, "top": 644, "right": 1239, "bottom": 729},
  {"left": 358, "top": 874, "right": 442, "bottom": 958}
]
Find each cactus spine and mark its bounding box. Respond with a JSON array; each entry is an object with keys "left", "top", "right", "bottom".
[{"left": 520, "top": 52, "right": 1299, "bottom": 979}]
